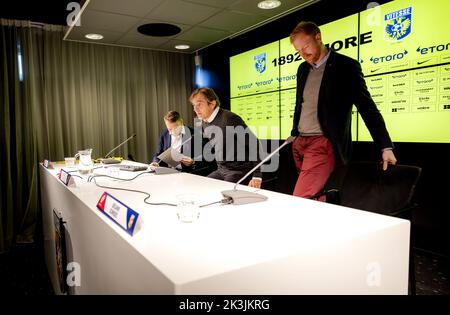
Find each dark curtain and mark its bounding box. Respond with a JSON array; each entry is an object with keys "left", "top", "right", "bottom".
[
  {"left": 1, "top": 21, "right": 39, "bottom": 253},
  {"left": 0, "top": 19, "right": 194, "bottom": 253}
]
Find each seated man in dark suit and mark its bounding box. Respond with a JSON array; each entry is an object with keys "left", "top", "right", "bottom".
[{"left": 151, "top": 110, "right": 214, "bottom": 175}]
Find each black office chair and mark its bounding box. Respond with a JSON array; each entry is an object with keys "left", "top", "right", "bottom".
[{"left": 313, "top": 161, "right": 422, "bottom": 295}]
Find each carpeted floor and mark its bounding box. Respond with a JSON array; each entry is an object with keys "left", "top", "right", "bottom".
[
  {"left": 415, "top": 249, "right": 450, "bottom": 295},
  {"left": 0, "top": 243, "right": 448, "bottom": 295},
  {"left": 0, "top": 243, "right": 53, "bottom": 295}
]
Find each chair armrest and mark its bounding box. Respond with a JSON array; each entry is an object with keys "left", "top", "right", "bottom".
[{"left": 390, "top": 203, "right": 418, "bottom": 219}]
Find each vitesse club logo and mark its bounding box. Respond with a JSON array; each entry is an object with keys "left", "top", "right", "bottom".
[
  {"left": 254, "top": 53, "right": 266, "bottom": 74},
  {"left": 384, "top": 7, "right": 412, "bottom": 41}
]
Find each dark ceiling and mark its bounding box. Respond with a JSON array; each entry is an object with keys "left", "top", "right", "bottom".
[
  {"left": 1, "top": 0, "right": 319, "bottom": 53},
  {"left": 1, "top": 0, "right": 83, "bottom": 25},
  {"left": 1, "top": 0, "right": 393, "bottom": 53}
]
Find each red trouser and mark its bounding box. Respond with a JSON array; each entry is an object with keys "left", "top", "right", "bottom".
[{"left": 292, "top": 135, "right": 335, "bottom": 200}]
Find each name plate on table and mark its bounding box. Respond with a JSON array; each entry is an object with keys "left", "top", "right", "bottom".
[
  {"left": 96, "top": 192, "right": 139, "bottom": 236},
  {"left": 58, "top": 169, "right": 74, "bottom": 186},
  {"left": 43, "top": 159, "right": 54, "bottom": 169}
]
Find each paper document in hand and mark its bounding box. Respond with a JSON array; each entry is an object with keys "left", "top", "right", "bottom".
[{"left": 157, "top": 148, "right": 187, "bottom": 168}]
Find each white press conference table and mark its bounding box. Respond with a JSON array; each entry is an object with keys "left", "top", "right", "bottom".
[{"left": 39, "top": 161, "right": 410, "bottom": 294}]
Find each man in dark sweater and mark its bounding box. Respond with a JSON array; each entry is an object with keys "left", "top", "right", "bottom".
[{"left": 189, "top": 88, "right": 262, "bottom": 188}]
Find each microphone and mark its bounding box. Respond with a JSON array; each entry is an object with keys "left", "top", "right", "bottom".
[
  {"left": 100, "top": 133, "right": 136, "bottom": 164},
  {"left": 221, "top": 136, "right": 296, "bottom": 205}
]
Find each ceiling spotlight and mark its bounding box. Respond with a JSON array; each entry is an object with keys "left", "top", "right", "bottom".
[
  {"left": 175, "top": 44, "right": 190, "bottom": 50},
  {"left": 85, "top": 33, "right": 104, "bottom": 40},
  {"left": 257, "top": 0, "right": 281, "bottom": 9}
]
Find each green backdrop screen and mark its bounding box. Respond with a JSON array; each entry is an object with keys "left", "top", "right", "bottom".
[{"left": 230, "top": 0, "right": 450, "bottom": 143}]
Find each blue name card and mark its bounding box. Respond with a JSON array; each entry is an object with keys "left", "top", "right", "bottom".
[{"left": 96, "top": 192, "right": 139, "bottom": 236}]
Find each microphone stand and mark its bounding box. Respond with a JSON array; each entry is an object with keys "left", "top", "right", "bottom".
[
  {"left": 221, "top": 137, "right": 295, "bottom": 205},
  {"left": 101, "top": 134, "right": 136, "bottom": 164}
]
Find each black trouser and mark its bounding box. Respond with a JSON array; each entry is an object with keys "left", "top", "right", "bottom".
[{"left": 207, "top": 164, "right": 252, "bottom": 185}]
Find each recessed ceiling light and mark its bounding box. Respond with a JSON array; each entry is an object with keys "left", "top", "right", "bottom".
[
  {"left": 85, "top": 33, "right": 104, "bottom": 40},
  {"left": 257, "top": 0, "right": 281, "bottom": 9},
  {"left": 175, "top": 44, "right": 190, "bottom": 50}
]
